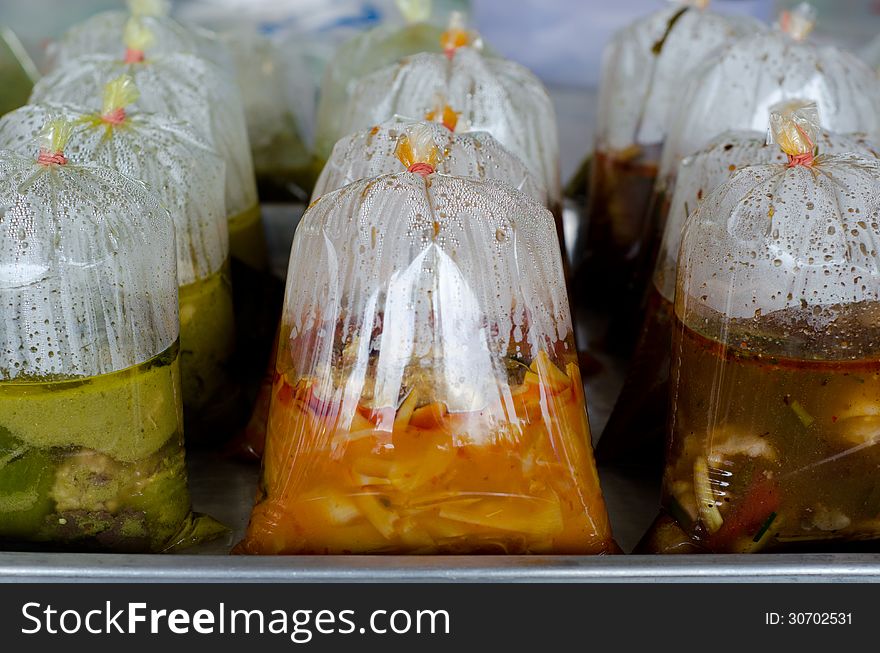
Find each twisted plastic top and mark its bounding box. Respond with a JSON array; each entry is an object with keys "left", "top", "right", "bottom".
[
  {"left": 123, "top": 16, "right": 154, "bottom": 62},
  {"left": 101, "top": 74, "right": 139, "bottom": 124},
  {"left": 36, "top": 118, "right": 73, "bottom": 165},
  {"left": 395, "top": 123, "right": 439, "bottom": 175},
  {"left": 425, "top": 98, "right": 460, "bottom": 132},
  {"left": 127, "top": 0, "right": 170, "bottom": 17},
  {"left": 778, "top": 2, "right": 817, "bottom": 42},
  {"left": 440, "top": 12, "right": 479, "bottom": 57},
  {"left": 395, "top": 0, "right": 431, "bottom": 24},
  {"left": 769, "top": 100, "right": 819, "bottom": 167}
]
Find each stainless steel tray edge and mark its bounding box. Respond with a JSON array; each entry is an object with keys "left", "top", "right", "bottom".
[{"left": 3, "top": 553, "right": 880, "bottom": 583}]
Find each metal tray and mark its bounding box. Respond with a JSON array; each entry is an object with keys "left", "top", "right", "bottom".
[{"left": 4, "top": 202, "right": 880, "bottom": 583}]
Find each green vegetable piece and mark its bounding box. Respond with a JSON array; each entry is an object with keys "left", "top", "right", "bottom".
[
  {"left": 0, "top": 427, "right": 55, "bottom": 538},
  {"left": 752, "top": 511, "right": 777, "bottom": 543},
  {"left": 784, "top": 395, "right": 815, "bottom": 427}
]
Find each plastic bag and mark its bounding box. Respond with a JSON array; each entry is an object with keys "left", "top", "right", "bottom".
[
  {"left": 314, "top": 0, "right": 449, "bottom": 161},
  {"left": 0, "top": 76, "right": 238, "bottom": 441},
  {"left": 655, "top": 103, "right": 880, "bottom": 552},
  {"left": 236, "top": 125, "right": 614, "bottom": 554},
  {"left": 572, "top": 1, "right": 761, "bottom": 310},
  {"left": 233, "top": 117, "right": 546, "bottom": 460},
  {"left": 0, "top": 27, "right": 37, "bottom": 117},
  {"left": 597, "top": 102, "right": 880, "bottom": 468},
  {"left": 0, "top": 119, "right": 225, "bottom": 551},
  {"left": 32, "top": 17, "right": 263, "bottom": 272},
  {"left": 46, "top": 0, "right": 233, "bottom": 73}
]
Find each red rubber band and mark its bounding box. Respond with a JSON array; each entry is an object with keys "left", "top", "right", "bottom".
[
  {"left": 124, "top": 48, "right": 145, "bottom": 63},
  {"left": 102, "top": 107, "right": 127, "bottom": 125},
  {"left": 37, "top": 149, "right": 68, "bottom": 166},
  {"left": 786, "top": 124, "right": 815, "bottom": 168},
  {"left": 787, "top": 152, "right": 814, "bottom": 168},
  {"left": 408, "top": 162, "right": 435, "bottom": 176}
]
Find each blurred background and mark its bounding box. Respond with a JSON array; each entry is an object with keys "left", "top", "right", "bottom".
[{"left": 2, "top": 0, "right": 879, "bottom": 179}]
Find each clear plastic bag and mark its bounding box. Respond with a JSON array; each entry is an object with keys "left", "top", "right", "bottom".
[
  {"left": 314, "top": 116, "right": 545, "bottom": 202},
  {"left": 0, "top": 119, "right": 224, "bottom": 551},
  {"left": 0, "top": 76, "right": 238, "bottom": 441},
  {"left": 314, "top": 0, "right": 449, "bottom": 161},
  {"left": 0, "top": 27, "right": 37, "bottom": 117},
  {"left": 573, "top": 1, "right": 761, "bottom": 309},
  {"left": 658, "top": 103, "right": 880, "bottom": 552},
  {"left": 234, "top": 117, "right": 546, "bottom": 460},
  {"left": 32, "top": 17, "right": 264, "bottom": 272},
  {"left": 236, "top": 126, "right": 613, "bottom": 554},
  {"left": 598, "top": 103, "right": 880, "bottom": 467}
]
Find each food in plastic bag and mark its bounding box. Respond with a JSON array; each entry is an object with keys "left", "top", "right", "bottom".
[
  {"left": 336, "top": 17, "right": 562, "bottom": 248},
  {"left": 597, "top": 102, "right": 880, "bottom": 467},
  {"left": 236, "top": 125, "right": 613, "bottom": 554},
  {"left": 32, "top": 16, "right": 264, "bottom": 272},
  {"left": 314, "top": 0, "right": 451, "bottom": 161},
  {"left": 220, "top": 28, "right": 316, "bottom": 201},
  {"left": 46, "top": 0, "right": 233, "bottom": 73},
  {"left": 0, "top": 27, "right": 37, "bottom": 117},
  {"left": 572, "top": 0, "right": 761, "bottom": 309},
  {"left": 0, "top": 119, "right": 224, "bottom": 551},
  {"left": 0, "top": 76, "right": 238, "bottom": 440},
  {"left": 656, "top": 103, "right": 880, "bottom": 552},
  {"left": 233, "top": 115, "right": 546, "bottom": 460}
]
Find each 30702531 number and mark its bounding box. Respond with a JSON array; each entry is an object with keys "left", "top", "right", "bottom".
[{"left": 765, "top": 613, "right": 852, "bottom": 625}]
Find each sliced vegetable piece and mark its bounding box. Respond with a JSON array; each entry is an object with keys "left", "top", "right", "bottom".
[
  {"left": 410, "top": 402, "right": 448, "bottom": 429},
  {"left": 529, "top": 351, "right": 570, "bottom": 392},
  {"left": 438, "top": 495, "right": 564, "bottom": 537},
  {"left": 752, "top": 511, "right": 777, "bottom": 543},
  {"left": 784, "top": 396, "right": 814, "bottom": 427},
  {"left": 352, "top": 457, "right": 392, "bottom": 486},
  {"left": 393, "top": 390, "right": 419, "bottom": 430},
  {"left": 305, "top": 493, "right": 362, "bottom": 526},
  {"left": 352, "top": 494, "right": 399, "bottom": 539},
  {"left": 693, "top": 457, "right": 723, "bottom": 534}
]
